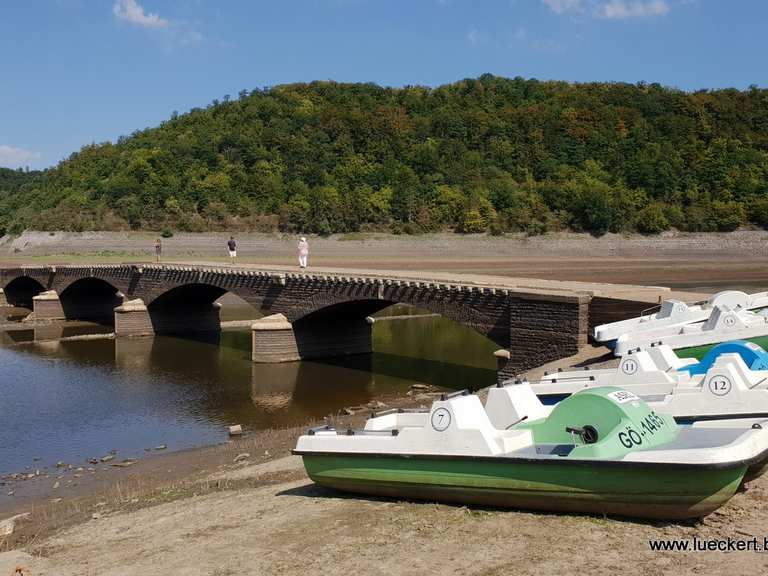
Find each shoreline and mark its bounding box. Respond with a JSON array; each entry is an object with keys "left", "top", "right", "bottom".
[
  {"left": 2, "top": 229, "right": 766, "bottom": 519},
  {"left": 0, "top": 342, "right": 612, "bottom": 527},
  {"left": 0, "top": 382, "right": 448, "bottom": 545}
]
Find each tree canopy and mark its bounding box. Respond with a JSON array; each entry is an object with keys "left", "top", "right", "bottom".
[{"left": 2, "top": 75, "right": 768, "bottom": 236}]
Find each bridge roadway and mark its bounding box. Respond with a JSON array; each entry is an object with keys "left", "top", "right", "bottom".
[{"left": 0, "top": 262, "right": 707, "bottom": 380}]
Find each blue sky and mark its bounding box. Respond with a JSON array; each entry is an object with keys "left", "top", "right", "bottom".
[{"left": 1, "top": 0, "right": 766, "bottom": 169}]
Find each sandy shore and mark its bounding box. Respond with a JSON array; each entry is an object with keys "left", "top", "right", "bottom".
[{"left": 2, "top": 453, "right": 767, "bottom": 575}]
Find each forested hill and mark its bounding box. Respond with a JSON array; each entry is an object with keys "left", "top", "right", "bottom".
[{"left": 3, "top": 75, "right": 768, "bottom": 236}]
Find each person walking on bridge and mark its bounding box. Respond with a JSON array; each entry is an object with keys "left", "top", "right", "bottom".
[
  {"left": 227, "top": 236, "right": 237, "bottom": 264},
  {"left": 297, "top": 236, "right": 309, "bottom": 269},
  {"left": 154, "top": 238, "right": 162, "bottom": 263}
]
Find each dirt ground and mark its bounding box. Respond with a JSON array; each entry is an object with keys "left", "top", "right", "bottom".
[
  {"left": 1, "top": 231, "right": 768, "bottom": 575},
  {"left": 1, "top": 454, "right": 766, "bottom": 576}
]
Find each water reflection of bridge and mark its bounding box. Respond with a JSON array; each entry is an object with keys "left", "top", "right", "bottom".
[
  {"left": 2, "top": 332, "right": 496, "bottom": 429},
  {"left": 111, "top": 335, "right": 410, "bottom": 428}
]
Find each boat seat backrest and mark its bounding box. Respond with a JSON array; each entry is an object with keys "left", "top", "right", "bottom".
[
  {"left": 615, "top": 351, "right": 667, "bottom": 383},
  {"left": 419, "top": 395, "right": 532, "bottom": 455},
  {"left": 443, "top": 394, "right": 499, "bottom": 432},
  {"left": 657, "top": 299, "right": 689, "bottom": 319},
  {"left": 708, "top": 354, "right": 759, "bottom": 388},
  {"left": 484, "top": 383, "right": 549, "bottom": 430},
  {"left": 748, "top": 292, "right": 768, "bottom": 309},
  {"left": 702, "top": 357, "right": 752, "bottom": 397},
  {"left": 702, "top": 305, "right": 747, "bottom": 332},
  {"left": 647, "top": 344, "right": 692, "bottom": 371}
]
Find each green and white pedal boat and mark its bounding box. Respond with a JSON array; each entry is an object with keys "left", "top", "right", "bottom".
[
  {"left": 294, "top": 387, "right": 768, "bottom": 519},
  {"left": 488, "top": 379, "right": 768, "bottom": 482}
]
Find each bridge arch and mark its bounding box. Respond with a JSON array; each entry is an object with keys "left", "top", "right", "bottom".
[
  {"left": 59, "top": 277, "right": 123, "bottom": 324},
  {"left": 286, "top": 291, "right": 510, "bottom": 349},
  {"left": 148, "top": 283, "right": 229, "bottom": 310},
  {"left": 147, "top": 282, "right": 259, "bottom": 334},
  {"left": 254, "top": 287, "right": 511, "bottom": 365},
  {"left": 3, "top": 276, "right": 46, "bottom": 308}
]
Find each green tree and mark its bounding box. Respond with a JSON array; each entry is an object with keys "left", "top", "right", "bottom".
[{"left": 636, "top": 204, "right": 669, "bottom": 234}]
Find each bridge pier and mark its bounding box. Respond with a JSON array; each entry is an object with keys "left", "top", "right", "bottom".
[
  {"left": 114, "top": 298, "right": 223, "bottom": 336},
  {"left": 0, "top": 288, "right": 7, "bottom": 307},
  {"left": 251, "top": 314, "right": 301, "bottom": 362},
  {"left": 27, "top": 290, "right": 65, "bottom": 320},
  {"left": 114, "top": 299, "right": 154, "bottom": 336},
  {"left": 251, "top": 313, "right": 373, "bottom": 363}
]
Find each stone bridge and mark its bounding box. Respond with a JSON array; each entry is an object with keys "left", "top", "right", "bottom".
[{"left": 0, "top": 264, "right": 686, "bottom": 380}]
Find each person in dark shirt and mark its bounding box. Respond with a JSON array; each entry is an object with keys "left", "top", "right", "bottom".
[{"left": 227, "top": 236, "right": 237, "bottom": 263}]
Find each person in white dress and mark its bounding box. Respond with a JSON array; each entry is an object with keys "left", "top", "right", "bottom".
[{"left": 297, "top": 236, "right": 309, "bottom": 268}]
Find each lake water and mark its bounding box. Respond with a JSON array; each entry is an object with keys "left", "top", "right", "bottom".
[{"left": 0, "top": 301, "right": 498, "bottom": 476}]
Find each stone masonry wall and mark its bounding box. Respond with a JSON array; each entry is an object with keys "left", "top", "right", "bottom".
[{"left": 497, "top": 292, "right": 590, "bottom": 382}]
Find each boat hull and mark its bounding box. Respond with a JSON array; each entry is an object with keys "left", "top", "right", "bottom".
[{"left": 299, "top": 453, "right": 746, "bottom": 520}]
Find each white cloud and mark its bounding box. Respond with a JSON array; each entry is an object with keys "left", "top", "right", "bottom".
[
  {"left": 541, "top": 0, "right": 583, "bottom": 14},
  {"left": 0, "top": 145, "right": 41, "bottom": 168},
  {"left": 112, "top": 0, "right": 168, "bottom": 28},
  {"left": 541, "top": 0, "right": 670, "bottom": 18},
  {"left": 112, "top": 1, "right": 206, "bottom": 45},
  {"left": 597, "top": 0, "right": 669, "bottom": 18}
]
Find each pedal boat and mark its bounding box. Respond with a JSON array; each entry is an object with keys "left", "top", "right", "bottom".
[
  {"left": 488, "top": 378, "right": 768, "bottom": 482},
  {"left": 294, "top": 387, "right": 768, "bottom": 519},
  {"left": 533, "top": 343, "right": 698, "bottom": 404},
  {"left": 531, "top": 341, "right": 768, "bottom": 416},
  {"left": 594, "top": 290, "right": 768, "bottom": 344},
  {"left": 614, "top": 305, "right": 768, "bottom": 357}
]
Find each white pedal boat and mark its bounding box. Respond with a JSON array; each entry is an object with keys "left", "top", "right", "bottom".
[
  {"left": 533, "top": 340, "right": 768, "bottom": 404},
  {"left": 594, "top": 290, "right": 768, "bottom": 344},
  {"left": 613, "top": 305, "right": 768, "bottom": 357},
  {"left": 295, "top": 387, "right": 768, "bottom": 519},
  {"left": 534, "top": 343, "right": 698, "bottom": 404},
  {"left": 506, "top": 351, "right": 768, "bottom": 425}
]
